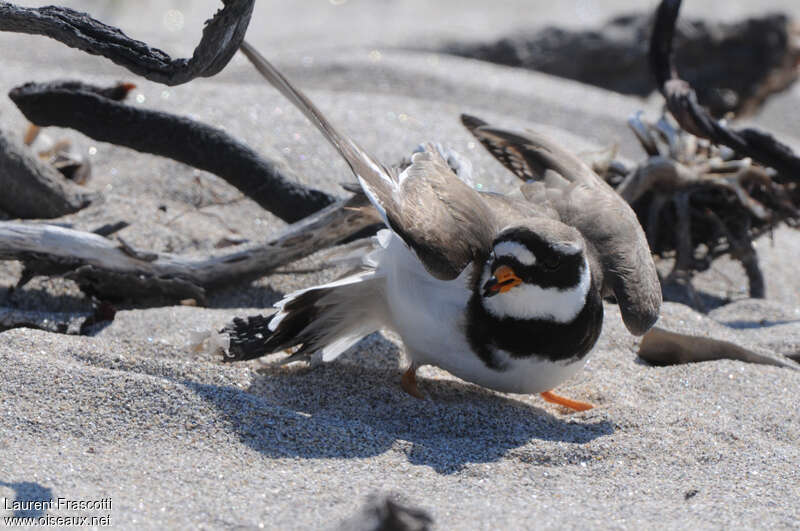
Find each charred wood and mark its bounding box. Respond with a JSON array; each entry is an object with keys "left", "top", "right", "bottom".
[
  {"left": 0, "top": 127, "right": 92, "bottom": 219},
  {"left": 0, "top": 195, "right": 380, "bottom": 303},
  {"left": 650, "top": 0, "right": 800, "bottom": 177},
  {"left": 10, "top": 80, "right": 336, "bottom": 223},
  {"left": 0, "top": 1, "right": 254, "bottom": 85},
  {"left": 443, "top": 10, "right": 799, "bottom": 117}
]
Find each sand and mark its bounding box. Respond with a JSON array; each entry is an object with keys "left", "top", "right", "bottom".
[{"left": 1, "top": 1, "right": 799, "bottom": 529}]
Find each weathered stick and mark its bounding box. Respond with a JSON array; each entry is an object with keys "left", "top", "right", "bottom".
[
  {"left": 615, "top": 156, "right": 697, "bottom": 204},
  {"left": 702, "top": 209, "right": 765, "bottom": 299},
  {"left": 619, "top": 110, "right": 800, "bottom": 305},
  {"left": 444, "top": 11, "right": 799, "bottom": 117},
  {"left": 0, "top": 306, "right": 90, "bottom": 334},
  {"left": 10, "top": 81, "right": 336, "bottom": 223},
  {"left": 650, "top": 0, "right": 800, "bottom": 177},
  {"left": 638, "top": 326, "right": 800, "bottom": 370},
  {"left": 0, "top": 127, "right": 92, "bottom": 219},
  {"left": 0, "top": 0, "right": 254, "bottom": 85},
  {"left": 0, "top": 300, "right": 116, "bottom": 334},
  {"left": 0, "top": 195, "right": 380, "bottom": 302}
]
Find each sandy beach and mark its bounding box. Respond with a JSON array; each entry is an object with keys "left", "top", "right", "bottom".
[{"left": 1, "top": 1, "right": 799, "bottom": 528}]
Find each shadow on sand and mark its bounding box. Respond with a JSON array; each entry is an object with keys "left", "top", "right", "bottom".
[
  {"left": 190, "top": 336, "right": 614, "bottom": 474},
  {"left": 0, "top": 481, "right": 53, "bottom": 518}
]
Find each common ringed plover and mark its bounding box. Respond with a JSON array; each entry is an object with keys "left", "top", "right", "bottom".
[{"left": 223, "top": 42, "right": 661, "bottom": 411}]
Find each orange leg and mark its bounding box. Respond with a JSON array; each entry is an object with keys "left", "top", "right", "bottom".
[
  {"left": 540, "top": 390, "right": 593, "bottom": 412},
  {"left": 401, "top": 364, "right": 425, "bottom": 399}
]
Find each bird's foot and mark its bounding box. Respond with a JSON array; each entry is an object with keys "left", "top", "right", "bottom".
[
  {"left": 540, "top": 390, "right": 593, "bottom": 412},
  {"left": 401, "top": 364, "right": 425, "bottom": 399}
]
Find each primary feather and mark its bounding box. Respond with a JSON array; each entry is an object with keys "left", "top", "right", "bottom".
[
  {"left": 461, "top": 114, "right": 661, "bottom": 335},
  {"left": 239, "top": 42, "right": 494, "bottom": 280}
]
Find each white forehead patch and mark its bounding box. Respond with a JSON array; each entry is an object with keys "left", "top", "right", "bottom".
[
  {"left": 493, "top": 241, "right": 536, "bottom": 266},
  {"left": 551, "top": 241, "right": 582, "bottom": 255}
]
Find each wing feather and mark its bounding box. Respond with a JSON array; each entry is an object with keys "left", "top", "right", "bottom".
[
  {"left": 240, "top": 42, "right": 494, "bottom": 279},
  {"left": 463, "top": 114, "right": 661, "bottom": 335}
]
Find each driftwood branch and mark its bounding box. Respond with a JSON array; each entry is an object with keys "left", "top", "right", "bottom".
[
  {"left": 0, "top": 1, "right": 254, "bottom": 85},
  {"left": 607, "top": 0, "right": 800, "bottom": 306},
  {"left": 0, "top": 301, "right": 116, "bottom": 334},
  {"left": 638, "top": 326, "right": 800, "bottom": 370},
  {"left": 651, "top": 0, "right": 800, "bottom": 177},
  {"left": 702, "top": 208, "right": 765, "bottom": 298},
  {"left": 443, "top": 10, "right": 799, "bottom": 117},
  {"left": 616, "top": 156, "right": 697, "bottom": 204},
  {"left": 614, "top": 112, "right": 800, "bottom": 304},
  {"left": 0, "top": 195, "right": 380, "bottom": 302},
  {"left": 9, "top": 81, "right": 336, "bottom": 222},
  {"left": 0, "top": 127, "right": 92, "bottom": 219},
  {"left": 0, "top": 307, "right": 88, "bottom": 333}
]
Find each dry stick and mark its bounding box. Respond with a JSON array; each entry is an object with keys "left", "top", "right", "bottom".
[
  {"left": 10, "top": 81, "right": 336, "bottom": 223},
  {"left": 0, "top": 307, "right": 91, "bottom": 334},
  {"left": 449, "top": 12, "right": 800, "bottom": 118},
  {"left": 0, "top": 195, "right": 380, "bottom": 302},
  {"left": 703, "top": 209, "right": 765, "bottom": 298},
  {"left": 645, "top": 194, "right": 668, "bottom": 250},
  {"left": 0, "top": 127, "right": 92, "bottom": 218},
  {"left": 623, "top": 99, "right": 798, "bottom": 305},
  {"left": 0, "top": 82, "right": 134, "bottom": 219},
  {"left": 638, "top": 326, "right": 799, "bottom": 370},
  {"left": 0, "top": 0, "right": 254, "bottom": 85},
  {"left": 650, "top": 0, "right": 800, "bottom": 178},
  {"left": 663, "top": 191, "right": 707, "bottom": 311},
  {"left": 618, "top": 159, "right": 773, "bottom": 228},
  {"left": 445, "top": 11, "right": 798, "bottom": 118},
  {"left": 672, "top": 192, "right": 693, "bottom": 276},
  {"left": 615, "top": 156, "right": 697, "bottom": 203}
]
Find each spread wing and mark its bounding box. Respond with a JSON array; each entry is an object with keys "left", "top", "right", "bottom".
[
  {"left": 462, "top": 114, "right": 661, "bottom": 335},
  {"left": 240, "top": 42, "right": 494, "bottom": 279}
]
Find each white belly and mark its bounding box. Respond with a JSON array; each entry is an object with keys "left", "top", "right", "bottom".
[
  {"left": 379, "top": 233, "right": 472, "bottom": 358},
  {"left": 376, "top": 231, "right": 589, "bottom": 394},
  {"left": 453, "top": 353, "right": 589, "bottom": 394}
]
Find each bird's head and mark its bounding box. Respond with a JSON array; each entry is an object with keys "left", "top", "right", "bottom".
[{"left": 480, "top": 220, "right": 591, "bottom": 323}]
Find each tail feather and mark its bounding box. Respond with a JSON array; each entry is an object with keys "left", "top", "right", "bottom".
[
  {"left": 238, "top": 41, "right": 395, "bottom": 196},
  {"left": 221, "top": 271, "right": 386, "bottom": 363},
  {"left": 221, "top": 314, "right": 275, "bottom": 361}
]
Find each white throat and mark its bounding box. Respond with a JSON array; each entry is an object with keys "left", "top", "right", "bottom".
[{"left": 480, "top": 258, "right": 591, "bottom": 322}]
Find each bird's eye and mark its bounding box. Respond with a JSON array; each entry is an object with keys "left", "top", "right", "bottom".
[{"left": 542, "top": 255, "right": 560, "bottom": 270}]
